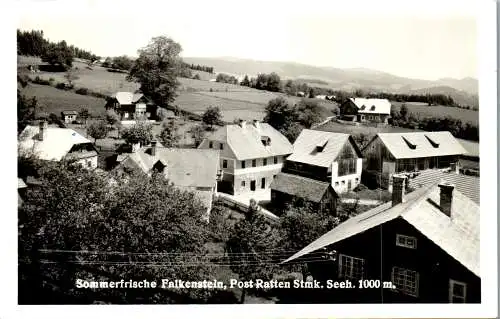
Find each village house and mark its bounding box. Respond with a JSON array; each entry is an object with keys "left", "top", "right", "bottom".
[
  {"left": 114, "top": 142, "right": 221, "bottom": 218},
  {"left": 283, "top": 129, "right": 363, "bottom": 193},
  {"left": 270, "top": 172, "right": 338, "bottom": 215},
  {"left": 105, "top": 92, "right": 158, "bottom": 123},
  {"left": 283, "top": 174, "right": 480, "bottom": 303},
  {"left": 339, "top": 98, "right": 391, "bottom": 123},
  {"left": 61, "top": 110, "right": 78, "bottom": 124},
  {"left": 361, "top": 131, "right": 467, "bottom": 190},
  {"left": 18, "top": 121, "right": 99, "bottom": 169},
  {"left": 198, "top": 120, "right": 293, "bottom": 196}
]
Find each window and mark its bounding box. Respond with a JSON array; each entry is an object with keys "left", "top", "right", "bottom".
[
  {"left": 335, "top": 182, "right": 339, "bottom": 186},
  {"left": 391, "top": 267, "right": 419, "bottom": 297},
  {"left": 261, "top": 178, "right": 265, "bottom": 189},
  {"left": 222, "top": 160, "right": 228, "bottom": 169},
  {"left": 252, "top": 159, "right": 257, "bottom": 167},
  {"left": 219, "top": 143, "right": 224, "bottom": 150},
  {"left": 338, "top": 254, "right": 365, "bottom": 281},
  {"left": 241, "top": 181, "right": 246, "bottom": 187},
  {"left": 241, "top": 161, "right": 246, "bottom": 169},
  {"left": 396, "top": 234, "right": 417, "bottom": 249},
  {"left": 449, "top": 280, "right": 467, "bottom": 303},
  {"left": 274, "top": 156, "right": 278, "bottom": 164},
  {"left": 273, "top": 175, "right": 276, "bottom": 179},
  {"left": 355, "top": 178, "right": 359, "bottom": 183},
  {"left": 338, "top": 159, "right": 357, "bottom": 176},
  {"left": 209, "top": 141, "right": 213, "bottom": 149},
  {"left": 341, "top": 180, "right": 345, "bottom": 185},
  {"left": 87, "top": 160, "right": 92, "bottom": 167},
  {"left": 263, "top": 158, "right": 267, "bottom": 166}
]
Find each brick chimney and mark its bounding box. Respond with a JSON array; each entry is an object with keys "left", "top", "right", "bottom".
[
  {"left": 392, "top": 174, "right": 407, "bottom": 206},
  {"left": 438, "top": 182, "right": 454, "bottom": 217},
  {"left": 151, "top": 140, "right": 157, "bottom": 156},
  {"left": 252, "top": 119, "right": 260, "bottom": 130},
  {"left": 239, "top": 120, "right": 246, "bottom": 129},
  {"left": 38, "top": 121, "right": 48, "bottom": 141}
]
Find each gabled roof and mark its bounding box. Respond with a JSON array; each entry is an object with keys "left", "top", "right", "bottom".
[
  {"left": 283, "top": 183, "right": 480, "bottom": 277},
  {"left": 207, "top": 122, "right": 293, "bottom": 160},
  {"left": 18, "top": 126, "right": 95, "bottom": 161},
  {"left": 61, "top": 110, "right": 78, "bottom": 115},
  {"left": 119, "top": 147, "right": 220, "bottom": 188},
  {"left": 287, "top": 129, "right": 361, "bottom": 168},
  {"left": 350, "top": 98, "right": 391, "bottom": 115},
  {"left": 113, "top": 92, "right": 146, "bottom": 105},
  {"left": 366, "top": 131, "right": 467, "bottom": 159},
  {"left": 408, "top": 169, "right": 480, "bottom": 204},
  {"left": 270, "top": 172, "right": 338, "bottom": 203}
]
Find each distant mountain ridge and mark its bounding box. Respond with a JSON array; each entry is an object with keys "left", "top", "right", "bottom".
[{"left": 183, "top": 56, "right": 478, "bottom": 107}]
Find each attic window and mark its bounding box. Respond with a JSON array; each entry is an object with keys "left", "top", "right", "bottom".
[
  {"left": 261, "top": 136, "right": 271, "bottom": 146},
  {"left": 370, "top": 105, "right": 376, "bottom": 111},
  {"left": 402, "top": 136, "right": 417, "bottom": 150},
  {"left": 425, "top": 135, "right": 440, "bottom": 148},
  {"left": 360, "top": 105, "right": 366, "bottom": 110},
  {"left": 316, "top": 141, "right": 328, "bottom": 152}
]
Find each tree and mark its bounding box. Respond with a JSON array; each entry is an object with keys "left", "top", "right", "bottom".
[
  {"left": 18, "top": 90, "right": 38, "bottom": 133},
  {"left": 266, "top": 73, "right": 281, "bottom": 92},
  {"left": 158, "top": 119, "right": 180, "bottom": 148},
  {"left": 226, "top": 199, "right": 282, "bottom": 303},
  {"left": 64, "top": 69, "right": 79, "bottom": 88},
  {"left": 202, "top": 106, "right": 222, "bottom": 129},
  {"left": 400, "top": 103, "right": 408, "bottom": 120},
  {"left": 263, "top": 97, "right": 297, "bottom": 132},
  {"left": 18, "top": 161, "right": 222, "bottom": 304},
  {"left": 105, "top": 109, "right": 120, "bottom": 127},
  {"left": 86, "top": 120, "right": 108, "bottom": 144},
  {"left": 127, "top": 36, "right": 183, "bottom": 107},
  {"left": 240, "top": 75, "right": 250, "bottom": 87},
  {"left": 111, "top": 55, "right": 133, "bottom": 71},
  {"left": 190, "top": 124, "right": 206, "bottom": 147},
  {"left": 193, "top": 74, "right": 201, "bottom": 80},
  {"left": 296, "top": 99, "right": 322, "bottom": 128},
  {"left": 78, "top": 108, "right": 90, "bottom": 125},
  {"left": 283, "top": 80, "right": 296, "bottom": 96},
  {"left": 121, "top": 121, "right": 154, "bottom": 146},
  {"left": 282, "top": 122, "right": 304, "bottom": 144},
  {"left": 41, "top": 40, "right": 73, "bottom": 69}
]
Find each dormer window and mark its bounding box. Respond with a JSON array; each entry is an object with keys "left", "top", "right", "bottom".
[
  {"left": 153, "top": 160, "right": 166, "bottom": 173},
  {"left": 402, "top": 136, "right": 417, "bottom": 150},
  {"left": 425, "top": 135, "right": 440, "bottom": 148},
  {"left": 315, "top": 140, "right": 328, "bottom": 153},
  {"left": 209, "top": 141, "right": 213, "bottom": 149},
  {"left": 370, "top": 105, "right": 376, "bottom": 111},
  {"left": 360, "top": 105, "right": 366, "bottom": 110},
  {"left": 261, "top": 136, "right": 271, "bottom": 146}
]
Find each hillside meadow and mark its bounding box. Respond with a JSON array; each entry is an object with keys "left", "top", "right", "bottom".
[{"left": 391, "top": 101, "right": 478, "bottom": 125}]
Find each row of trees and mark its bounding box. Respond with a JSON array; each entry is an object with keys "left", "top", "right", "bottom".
[
  {"left": 364, "top": 91, "right": 456, "bottom": 106},
  {"left": 215, "top": 73, "right": 239, "bottom": 85},
  {"left": 17, "top": 29, "right": 100, "bottom": 68},
  {"left": 101, "top": 56, "right": 134, "bottom": 71},
  {"left": 182, "top": 63, "right": 214, "bottom": 74}
]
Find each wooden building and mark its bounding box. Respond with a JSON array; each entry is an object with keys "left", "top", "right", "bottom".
[
  {"left": 61, "top": 110, "right": 78, "bottom": 124},
  {"left": 339, "top": 98, "right": 391, "bottom": 123},
  {"left": 105, "top": 92, "right": 158, "bottom": 122},
  {"left": 361, "top": 131, "right": 467, "bottom": 190},
  {"left": 270, "top": 172, "right": 338, "bottom": 215},
  {"left": 283, "top": 174, "right": 480, "bottom": 303},
  {"left": 284, "top": 129, "right": 363, "bottom": 193}
]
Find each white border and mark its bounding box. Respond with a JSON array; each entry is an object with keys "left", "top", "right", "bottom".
[{"left": 3, "top": 0, "right": 497, "bottom": 318}]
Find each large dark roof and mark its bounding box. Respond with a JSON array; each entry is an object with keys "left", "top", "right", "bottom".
[{"left": 270, "top": 172, "right": 337, "bottom": 203}]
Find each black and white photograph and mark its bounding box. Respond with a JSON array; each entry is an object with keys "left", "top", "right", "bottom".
[{"left": 4, "top": 0, "right": 498, "bottom": 317}]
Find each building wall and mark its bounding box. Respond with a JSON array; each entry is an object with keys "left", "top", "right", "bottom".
[
  {"left": 233, "top": 163, "right": 283, "bottom": 195},
  {"left": 307, "top": 218, "right": 480, "bottom": 303},
  {"left": 74, "top": 155, "right": 98, "bottom": 169},
  {"left": 358, "top": 113, "right": 390, "bottom": 123},
  {"left": 283, "top": 161, "right": 329, "bottom": 182},
  {"left": 331, "top": 158, "right": 363, "bottom": 193}
]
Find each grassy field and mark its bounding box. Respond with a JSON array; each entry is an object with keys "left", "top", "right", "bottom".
[
  {"left": 21, "top": 83, "right": 107, "bottom": 117},
  {"left": 391, "top": 101, "right": 479, "bottom": 125},
  {"left": 316, "top": 120, "right": 422, "bottom": 135}
]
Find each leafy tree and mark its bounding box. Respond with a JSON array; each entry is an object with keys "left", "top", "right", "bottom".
[
  {"left": 283, "top": 80, "right": 296, "bottom": 96},
  {"left": 282, "top": 122, "right": 304, "bottom": 144},
  {"left": 86, "top": 120, "right": 108, "bottom": 144},
  {"left": 400, "top": 103, "right": 408, "bottom": 120},
  {"left": 18, "top": 90, "right": 38, "bottom": 132},
  {"left": 64, "top": 69, "right": 79, "bottom": 87},
  {"left": 18, "top": 161, "right": 221, "bottom": 304},
  {"left": 226, "top": 199, "right": 282, "bottom": 303},
  {"left": 190, "top": 124, "right": 206, "bottom": 147},
  {"left": 193, "top": 74, "right": 201, "bottom": 80},
  {"left": 263, "top": 97, "right": 297, "bottom": 132},
  {"left": 266, "top": 72, "right": 281, "bottom": 92},
  {"left": 41, "top": 40, "right": 73, "bottom": 69},
  {"left": 158, "top": 119, "right": 180, "bottom": 148},
  {"left": 127, "top": 36, "right": 183, "bottom": 107},
  {"left": 105, "top": 109, "right": 120, "bottom": 127},
  {"left": 111, "top": 55, "right": 134, "bottom": 71},
  {"left": 78, "top": 108, "right": 90, "bottom": 125},
  {"left": 296, "top": 99, "right": 322, "bottom": 128},
  {"left": 121, "top": 121, "right": 154, "bottom": 146},
  {"left": 202, "top": 106, "right": 222, "bottom": 129}
]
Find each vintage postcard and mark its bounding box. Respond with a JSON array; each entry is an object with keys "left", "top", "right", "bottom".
[{"left": 5, "top": 0, "right": 498, "bottom": 317}]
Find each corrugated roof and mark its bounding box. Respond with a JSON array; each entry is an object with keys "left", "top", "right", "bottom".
[
  {"left": 408, "top": 169, "right": 479, "bottom": 204},
  {"left": 374, "top": 131, "right": 467, "bottom": 159},
  {"left": 120, "top": 147, "right": 220, "bottom": 188},
  {"left": 18, "top": 126, "right": 94, "bottom": 161},
  {"left": 350, "top": 98, "right": 391, "bottom": 115},
  {"left": 113, "top": 92, "right": 145, "bottom": 105},
  {"left": 287, "top": 129, "right": 357, "bottom": 167},
  {"left": 207, "top": 122, "right": 293, "bottom": 160},
  {"left": 270, "top": 172, "right": 337, "bottom": 203},
  {"left": 283, "top": 184, "right": 480, "bottom": 277}
]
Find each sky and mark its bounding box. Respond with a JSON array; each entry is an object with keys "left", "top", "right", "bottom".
[{"left": 17, "top": 0, "right": 479, "bottom": 81}]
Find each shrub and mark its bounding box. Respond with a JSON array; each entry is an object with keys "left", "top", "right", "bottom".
[
  {"left": 352, "top": 184, "right": 368, "bottom": 192},
  {"left": 89, "top": 91, "right": 107, "bottom": 99},
  {"left": 55, "top": 82, "right": 66, "bottom": 90},
  {"left": 75, "top": 88, "right": 89, "bottom": 95},
  {"left": 49, "top": 77, "right": 55, "bottom": 82},
  {"left": 32, "top": 76, "right": 51, "bottom": 86}
]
